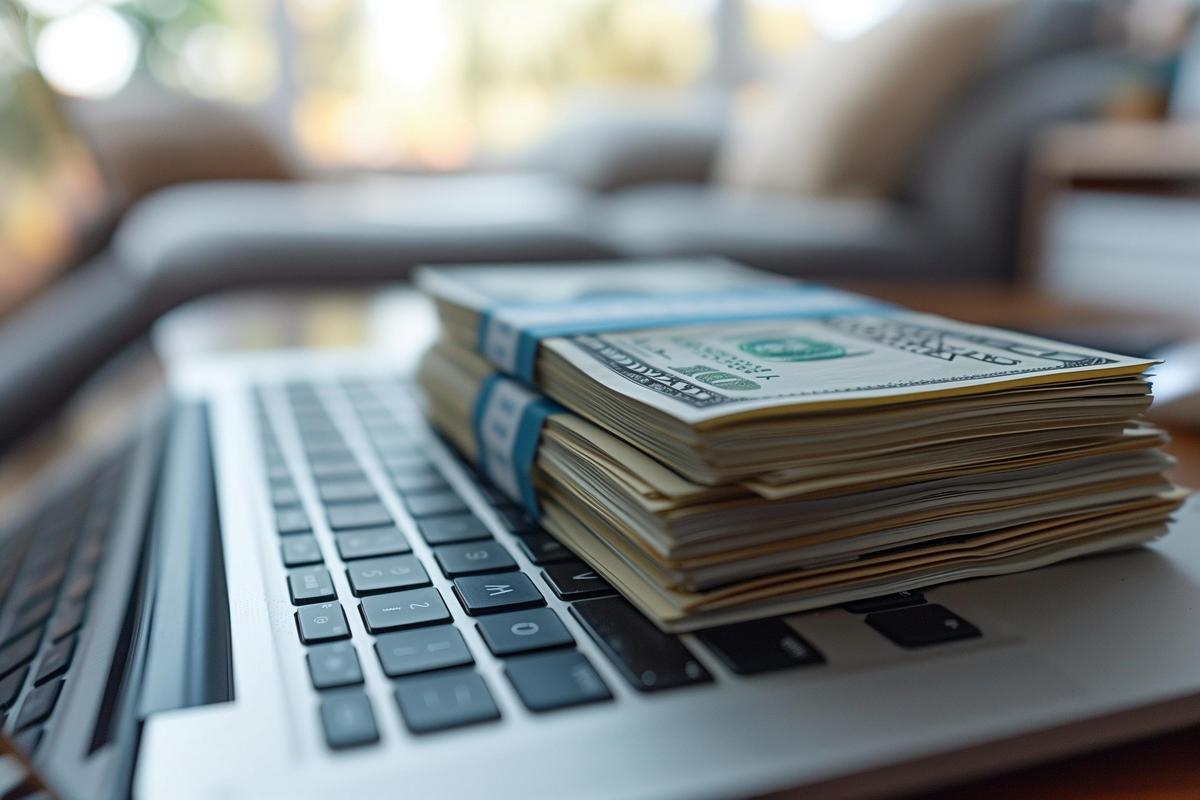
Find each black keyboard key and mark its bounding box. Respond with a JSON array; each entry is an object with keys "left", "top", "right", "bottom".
[
  {"left": 515, "top": 531, "right": 573, "bottom": 565},
  {"left": 271, "top": 484, "right": 301, "bottom": 507},
  {"left": 346, "top": 555, "right": 429, "bottom": 596},
  {"left": 452, "top": 573, "right": 544, "bottom": 615},
  {"left": 542, "top": 560, "right": 616, "bottom": 600},
  {"left": 34, "top": 635, "right": 76, "bottom": 684},
  {"left": 476, "top": 608, "right": 573, "bottom": 656},
  {"left": 866, "top": 604, "right": 981, "bottom": 648},
  {"left": 375, "top": 626, "right": 473, "bottom": 677},
  {"left": 417, "top": 514, "right": 491, "bottom": 546},
  {"left": 0, "top": 628, "right": 42, "bottom": 678},
  {"left": 474, "top": 481, "right": 511, "bottom": 507},
  {"left": 62, "top": 569, "right": 94, "bottom": 601},
  {"left": 0, "top": 666, "right": 28, "bottom": 709},
  {"left": 505, "top": 651, "right": 612, "bottom": 712},
  {"left": 843, "top": 591, "right": 925, "bottom": 614},
  {"left": 696, "top": 619, "right": 824, "bottom": 675},
  {"left": 404, "top": 491, "right": 467, "bottom": 518},
  {"left": 48, "top": 602, "right": 85, "bottom": 642},
  {"left": 492, "top": 505, "right": 534, "bottom": 531},
  {"left": 327, "top": 502, "right": 392, "bottom": 531},
  {"left": 394, "top": 671, "right": 500, "bottom": 734},
  {"left": 14, "top": 679, "right": 62, "bottom": 729},
  {"left": 335, "top": 527, "right": 410, "bottom": 560},
  {"left": 571, "top": 597, "right": 712, "bottom": 692},
  {"left": 310, "top": 459, "right": 365, "bottom": 482},
  {"left": 280, "top": 534, "right": 323, "bottom": 567},
  {"left": 287, "top": 566, "right": 336, "bottom": 605},
  {"left": 296, "top": 602, "right": 350, "bottom": 643},
  {"left": 435, "top": 541, "right": 516, "bottom": 577},
  {"left": 9, "top": 594, "right": 56, "bottom": 639},
  {"left": 318, "top": 480, "right": 378, "bottom": 505},
  {"left": 320, "top": 692, "right": 379, "bottom": 749},
  {"left": 359, "top": 587, "right": 451, "bottom": 633},
  {"left": 276, "top": 508, "right": 311, "bottom": 535},
  {"left": 307, "top": 642, "right": 363, "bottom": 689}
]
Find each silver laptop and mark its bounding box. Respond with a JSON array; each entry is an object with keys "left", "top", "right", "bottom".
[
  {"left": 2, "top": 340, "right": 1198, "bottom": 800},
  {"left": 4, "top": 67, "right": 1200, "bottom": 800}
]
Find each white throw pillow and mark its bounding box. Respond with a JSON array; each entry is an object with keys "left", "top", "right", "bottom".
[{"left": 714, "top": 0, "right": 1017, "bottom": 199}]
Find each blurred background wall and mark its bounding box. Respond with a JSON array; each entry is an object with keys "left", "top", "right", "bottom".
[{"left": 2, "top": 0, "right": 878, "bottom": 171}]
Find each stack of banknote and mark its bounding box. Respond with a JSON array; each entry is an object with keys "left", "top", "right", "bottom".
[{"left": 415, "top": 259, "right": 1186, "bottom": 631}]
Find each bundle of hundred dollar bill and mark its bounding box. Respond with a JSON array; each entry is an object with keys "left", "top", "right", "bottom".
[{"left": 414, "top": 258, "right": 1187, "bottom": 631}]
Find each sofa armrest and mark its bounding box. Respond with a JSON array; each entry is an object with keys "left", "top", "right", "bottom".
[{"left": 601, "top": 184, "right": 966, "bottom": 281}]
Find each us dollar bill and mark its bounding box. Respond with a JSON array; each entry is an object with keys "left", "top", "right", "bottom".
[
  {"left": 542, "top": 314, "right": 1153, "bottom": 425},
  {"left": 417, "top": 259, "right": 1155, "bottom": 428}
]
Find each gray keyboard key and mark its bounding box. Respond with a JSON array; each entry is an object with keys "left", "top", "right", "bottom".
[
  {"left": 320, "top": 692, "right": 379, "bottom": 749},
  {"left": 394, "top": 671, "right": 500, "bottom": 734},
  {"left": 328, "top": 502, "right": 392, "bottom": 531},
  {"left": 307, "top": 642, "right": 363, "bottom": 689},
  {"left": 318, "top": 479, "right": 378, "bottom": 505},
  {"left": 271, "top": 484, "right": 301, "bottom": 507},
  {"left": 34, "top": 635, "right": 75, "bottom": 684},
  {"left": 476, "top": 608, "right": 573, "bottom": 656},
  {"left": 346, "top": 555, "right": 429, "bottom": 596},
  {"left": 335, "top": 527, "right": 410, "bottom": 560},
  {"left": 404, "top": 491, "right": 467, "bottom": 518},
  {"left": 280, "top": 534, "right": 322, "bottom": 567},
  {"left": 296, "top": 602, "right": 350, "bottom": 643},
  {"left": 14, "top": 679, "right": 61, "bottom": 729},
  {"left": 375, "top": 626, "right": 473, "bottom": 677},
  {"left": 381, "top": 452, "right": 431, "bottom": 473},
  {"left": 434, "top": 541, "right": 515, "bottom": 577},
  {"left": 417, "top": 514, "right": 491, "bottom": 546},
  {"left": 391, "top": 468, "right": 449, "bottom": 494},
  {"left": 0, "top": 628, "right": 41, "bottom": 677},
  {"left": 276, "top": 508, "right": 311, "bottom": 535},
  {"left": 0, "top": 666, "right": 28, "bottom": 709},
  {"left": 505, "top": 651, "right": 612, "bottom": 712},
  {"left": 287, "top": 566, "right": 336, "bottom": 605},
  {"left": 359, "top": 587, "right": 451, "bottom": 633},
  {"left": 310, "top": 459, "right": 364, "bottom": 482}
]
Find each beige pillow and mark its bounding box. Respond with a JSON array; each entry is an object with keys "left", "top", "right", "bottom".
[{"left": 714, "top": 0, "right": 1016, "bottom": 198}]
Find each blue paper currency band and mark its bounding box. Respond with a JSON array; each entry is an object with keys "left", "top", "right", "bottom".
[
  {"left": 474, "top": 285, "right": 893, "bottom": 381},
  {"left": 471, "top": 372, "right": 564, "bottom": 517}
]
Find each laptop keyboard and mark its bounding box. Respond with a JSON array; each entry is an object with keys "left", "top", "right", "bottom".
[
  {"left": 256, "top": 378, "right": 985, "bottom": 752},
  {"left": 0, "top": 448, "right": 130, "bottom": 755}
]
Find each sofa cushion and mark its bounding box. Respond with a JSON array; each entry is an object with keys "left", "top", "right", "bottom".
[{"left": 714, "top": 0, "right": 1016, "bottom": 199}]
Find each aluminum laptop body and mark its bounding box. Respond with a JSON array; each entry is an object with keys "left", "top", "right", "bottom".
[{"left": 6, "top": 333, "right": 1197, "bottom": 800}]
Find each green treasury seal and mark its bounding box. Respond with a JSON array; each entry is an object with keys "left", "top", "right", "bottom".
[{"left": 738, "top": 336, "right": 851, "bottom": 362}]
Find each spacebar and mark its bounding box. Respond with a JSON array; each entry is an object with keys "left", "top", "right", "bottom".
[{"left": 570, "top": 597, "right": 712, "bottom": 692}]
